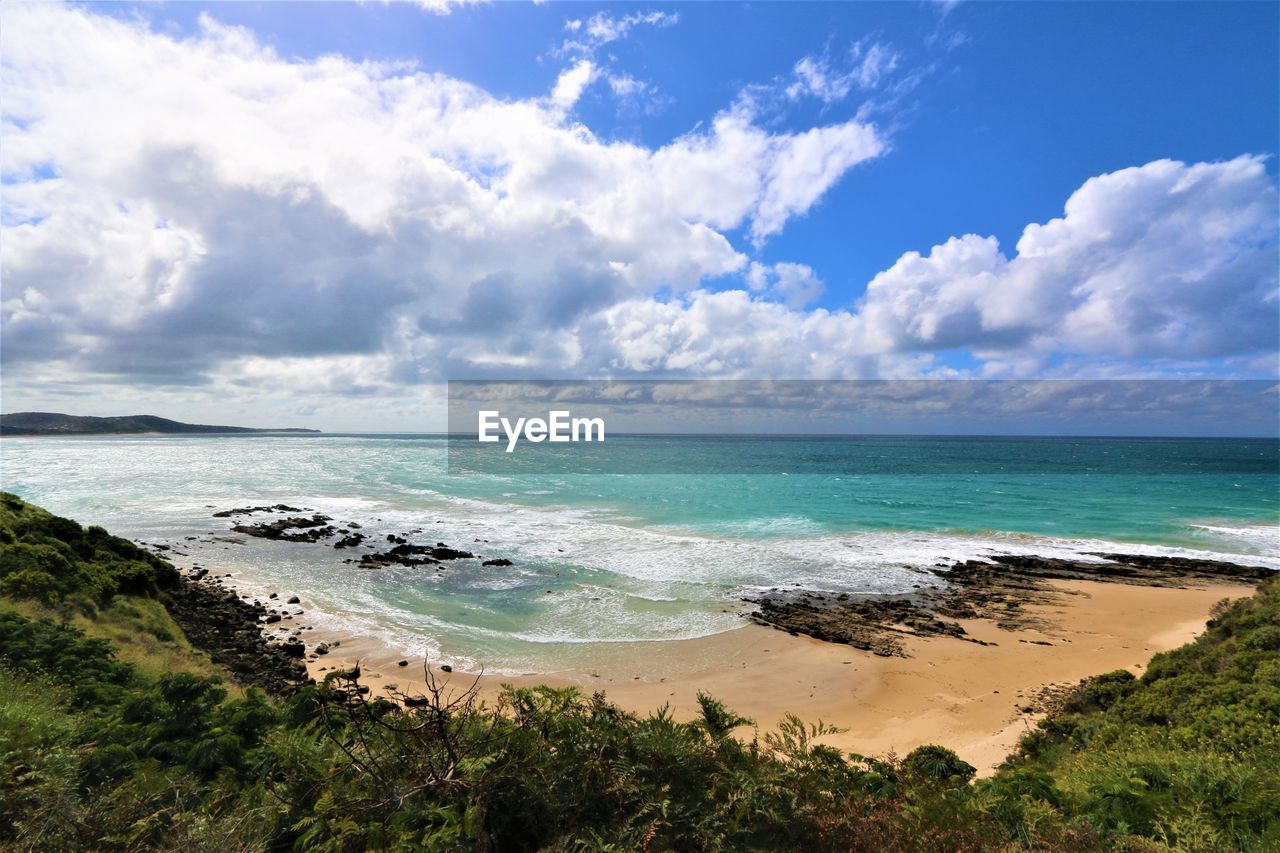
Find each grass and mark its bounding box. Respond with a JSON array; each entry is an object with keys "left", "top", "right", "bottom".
[{"left": 0, "top": 595, "right": 235, "bottom": 692}]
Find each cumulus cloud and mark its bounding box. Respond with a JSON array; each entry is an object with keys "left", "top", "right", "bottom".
[
  {"left": 582, "top": 289, "right": 938, "bottom": 378},
  {"left": 578, "top": 156, "right": 1277, "bottom": 380},
  {"left": 855, "top": 157, "right": 1279, "bottom": 364},
  {"left": 745, "top": 261, "right": 824, "bottom": 308},
  {"left": 0, "top": 2, "right": 882, "bottom": 396}
]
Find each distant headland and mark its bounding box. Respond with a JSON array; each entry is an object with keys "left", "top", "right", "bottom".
[{"left": 0, "top": 412, "right": 321, "bottom": 436}]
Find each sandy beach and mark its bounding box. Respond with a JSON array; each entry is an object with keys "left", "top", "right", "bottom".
[{"left": 302, "top": 577, "right": 1254, "bottom": 775}]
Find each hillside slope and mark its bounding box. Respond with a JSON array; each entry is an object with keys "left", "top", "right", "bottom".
[{"left": 0, "top": 412, "right": 319, "bottom": 435}]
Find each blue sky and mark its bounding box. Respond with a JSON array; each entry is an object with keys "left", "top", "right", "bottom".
[{"left": 2, "top": 1, "right": 1277, "bottom": 428}]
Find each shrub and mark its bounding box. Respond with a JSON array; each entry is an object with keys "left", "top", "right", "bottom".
[{"left": 903, "top": 744, "right": 976, "bottom": 784}]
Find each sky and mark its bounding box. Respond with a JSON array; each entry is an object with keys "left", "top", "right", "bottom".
[{"left": 1, "top": 0, "right": 1277, "bottom": 430}]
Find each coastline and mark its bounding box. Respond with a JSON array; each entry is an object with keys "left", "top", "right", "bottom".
[
  {"left": 293, "top": 576, "right": 1254, "bottom": 775},
  {"left": 148, "top": 503, "right": 1271, "bottom": 775}
]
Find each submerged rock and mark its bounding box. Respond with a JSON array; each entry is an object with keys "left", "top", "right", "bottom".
[{"left": 334, "top": 532, "right": 366, "bottom": 549}]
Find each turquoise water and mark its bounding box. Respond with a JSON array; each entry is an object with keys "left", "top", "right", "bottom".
[{"left": 2, "top": 434, "right": 1276, "bottom": 673}]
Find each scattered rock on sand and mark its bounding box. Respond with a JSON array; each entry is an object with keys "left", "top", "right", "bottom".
[
  {"left": 748, "top": 553, "right": 1273, "bottom": 656},
  {"left": 165, "top": 572, "right": 311, "bottom": 695}
]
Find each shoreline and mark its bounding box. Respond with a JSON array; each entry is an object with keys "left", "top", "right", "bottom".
[
  {"left": 147, "top": 504, "right": 1273, "bottom": 774},
  {"left": 293, "top": 576, "right": 1254, "bottom": 775}
]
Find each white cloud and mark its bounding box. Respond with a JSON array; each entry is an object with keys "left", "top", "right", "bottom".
[
  {"left": 786, "top": 40, "right": 901, "bottom": 104},
  {"left": 551, "top": 59, "right": 597, "bottom": 109},
  {"left": 744, "top": 262, "right": 824, "bottom": 308},
  {"left": 855, "top": 157, "right": 1278, "bottom": 364},
  {"left": 581, "top": 156, "right": 1277, "bottom": 381},
  {"left": 405, "top": 0, "right": 487, "bottom": 15},
  {"left": 606, "top": 73, "right": 648, "bottom": 98},
  {"left": 562, "top": 10, "right": 678, "bottom": 55},
  {"left": 0, "top": 2, "right": 883, "bottom": 395},
  {"left": 556, "top": 10, "right": 677, "bottom": 112},
  {"left": 584, "top": 289, "right": 933, "bottom": 378}
]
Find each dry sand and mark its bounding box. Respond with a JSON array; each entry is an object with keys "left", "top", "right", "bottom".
[{"left": 302, "top": 578, "right": 1253, "bottom": 776}]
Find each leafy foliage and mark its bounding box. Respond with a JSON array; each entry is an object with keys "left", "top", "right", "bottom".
[{"left": 0, "top": 492, "right": 178, "bottom": 608}]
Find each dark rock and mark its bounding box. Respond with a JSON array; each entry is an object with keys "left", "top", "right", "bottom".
[
  {"left": 748, "top": 551, "right": 1272, "bottom": 656},
  {"left": 333, "top": 532, "right": 367, "bottom": 549},
  {"left": 213, "top": 504, "right": 305, "bottom": 517},
  {"left": 164, "top": 574, "right": 312, "bottom": 696},
  {"left": 482, "top": 558, "right": 514, "bottom": 567},
  {"left": 430, "top": 545, "right": 475, "bottom": 561},
  {"left": 231, "top": 514, "right": 337, "bottom": 543},
  {"left": 288, "top": 595, "right": 300, "bottom": 604},
  {"left": 355, "top": 541, "right": 475, "bottom": 568}
]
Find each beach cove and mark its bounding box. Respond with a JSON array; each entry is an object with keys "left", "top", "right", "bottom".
[
  {"left": 4, "top": 433, "right": 1276, "bottom": 773},
  {"left": 217, "top": 564, "right": 1261, "bottom": 775}
]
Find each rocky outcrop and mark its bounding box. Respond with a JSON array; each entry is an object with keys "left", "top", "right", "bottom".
[
  {"left": 231, "top": 514, "right": 339, "bottom": 543},
  {"left": 212, "top": 504, "right": 304, "bottom": 518},
  {"left": 164, "top": 572, "right": 312, "bottom": 696},
  {"left": 210, "top": 505, "right": 506, "bottom": 570},
  {"left": 748, "top": 552, "right": 1273, "bottom": 656},
  {"left": 350, "top": 542, "right": 476, "bottom": 569},
  {"left": 333, "top": 532, "right": 367, "bottom": 549},
  {"left": 748, "top": 592, "right": 977, "bottom": 657}
]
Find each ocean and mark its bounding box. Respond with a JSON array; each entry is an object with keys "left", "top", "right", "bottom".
[{"left": 2, "top": 433, "right": 1276, "bottom": 673}]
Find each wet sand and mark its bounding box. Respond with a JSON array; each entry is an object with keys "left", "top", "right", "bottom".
[{"left": 303, "top": 578, "right": 1252, "bottom": 775}]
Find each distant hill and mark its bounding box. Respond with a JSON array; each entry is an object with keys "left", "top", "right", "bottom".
[{"left": 0, "top": 412, "right": 321, "bottom": 436}]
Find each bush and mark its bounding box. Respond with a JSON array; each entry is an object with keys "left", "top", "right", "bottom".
[
  {"left": 904, "top": 744, "right": 976, "bottom": 784},
  {"left": 0, "top": 493, "right": 178, "bottom": 607}
]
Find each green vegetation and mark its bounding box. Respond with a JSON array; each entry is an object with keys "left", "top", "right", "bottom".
[
  {"left": 1, "top": 492, "right": 1276, "bottom": 850},
  {"left": 0, "top": 411, "right": 319, "bottom": 435},
  {"left": 0, "top": 493, "right": 179, "bottom": 609}
]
